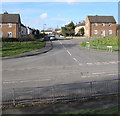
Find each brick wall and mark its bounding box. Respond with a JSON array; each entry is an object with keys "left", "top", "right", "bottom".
[
  {"left": 91, "top": 23, "right": 117, "bottom": 37},
  {"left": 2, "top": 23, "right": 21, "bottom": 38}
]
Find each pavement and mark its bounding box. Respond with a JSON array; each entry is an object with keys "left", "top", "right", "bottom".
[{"left": 2, "top": 40, "right": 53, "bottom": 60}]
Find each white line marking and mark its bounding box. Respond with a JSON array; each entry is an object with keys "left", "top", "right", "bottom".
[
  {"left": 94, "top": 62, "right": 101, "bottom": 65},
  {"left": 102, "top": 62, "right": 109, "bottom": 65},
  {"left": 59, "top": 40, "right": 62, "bottom": 44},
  {"left": 92, "top": 72, "right": 106, "bottom": 75},
  {"left": 109, "top": 61, "right": 117, "bottom": 64},
  {"left": 3, "top": 79, "right": 51, "bottom": 84},
  {"left": 86, "top": 63, "right": 93, "bottom": 65},
  {"left": 79, "top": 63, "right": 83, "bottom": 66},
  {"left": 67, "top": 50, "right": 72, "bottom": 56},
  {"left": 73, "top": 58, "right": 78, "bottom": 62},
  {"left": 108, "top": 73, "right": 116, "bottom": 76}
]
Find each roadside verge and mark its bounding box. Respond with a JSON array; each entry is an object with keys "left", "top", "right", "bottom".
[{"left": 2, "top": 40, "right": 53, "bottom": 60}]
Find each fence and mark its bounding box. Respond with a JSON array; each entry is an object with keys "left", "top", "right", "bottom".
[{"left": 2, "top": 79, "right": 119, "bottom": 106}]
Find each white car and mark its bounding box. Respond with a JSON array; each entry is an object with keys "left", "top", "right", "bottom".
[{"left": 49, "top": 35, "right": 56, "bottom": 40}]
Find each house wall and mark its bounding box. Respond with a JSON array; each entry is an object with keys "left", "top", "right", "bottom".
[
  {"left": 2, "top": 23, "right": 21, "bottom": 38},
  {"left": 21, "top": 26, "right": 27, "bottom": 36},
  {"left": 85, "top": 17, "right": 91, "bottom": 37},
  {"left": 90, "top": 23, "right": 117, "bottom": 37}
]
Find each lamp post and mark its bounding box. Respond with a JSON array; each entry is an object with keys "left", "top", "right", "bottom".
[{"left": 43, "top": 24, "right": 46, "bottom": 39}]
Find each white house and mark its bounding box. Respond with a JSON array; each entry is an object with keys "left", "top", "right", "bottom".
[
  {"left": 75, "top": 22, "right": 86, "bottom": 35},
  {"left": 27, "top": 27, "right": 33, "bottom": 35}
]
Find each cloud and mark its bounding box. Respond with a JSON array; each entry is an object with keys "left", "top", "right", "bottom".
[{"left": 40, "top": 13, "right": 48, "bottom": 19}]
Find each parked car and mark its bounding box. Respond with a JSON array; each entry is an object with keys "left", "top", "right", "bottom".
[{"left": 50, "top": 35, "right": 56, "bottom": 40}]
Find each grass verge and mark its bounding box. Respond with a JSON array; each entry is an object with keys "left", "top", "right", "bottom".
[
  {"left": 1, "top": 40, "right": 45, "bottom": 57},
  {"left": 60, "top": 107, "right": 119, "bottom": 115},
  {"left": 80, "top": 36, "right": 119, "bottom": 51}
]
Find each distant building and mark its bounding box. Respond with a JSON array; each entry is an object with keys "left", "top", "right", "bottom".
[
  {"left": 0, "top": 11, "right": 21, "bottom": 38},
  {"left": 117, "top": 24, "right": 120, "bottom": 36},
  {"left": 26, "top": 27, "right": 33, "bottom": 35},
  {"left": 75, "top": 22, "right": 85, "bottom": 35},
  {"left": 85, "top": 15, "right": 117, "bottom": 37},
  {"left": 41, "top": 30, "right": 53, "bottom": 35},
  {"left": 21, "top": 24, "right": 27, "bottom": 36},
  {"left": 54, "top": 28, "right": 61, "bottom": 34}
]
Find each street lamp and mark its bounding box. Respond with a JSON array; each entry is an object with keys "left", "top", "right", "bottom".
[{"left": 43, "top": 24, "right": 46, "bottom": 39}]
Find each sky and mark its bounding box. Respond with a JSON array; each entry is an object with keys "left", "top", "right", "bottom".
[{"left": 1, "top": 2, "right": 119, "bottom": 30}]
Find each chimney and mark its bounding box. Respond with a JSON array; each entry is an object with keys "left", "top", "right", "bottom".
[{"left": 4, "top": 11, "right": 8, "bottom": 14}]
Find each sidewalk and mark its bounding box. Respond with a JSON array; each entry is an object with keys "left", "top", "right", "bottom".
[{"left": 2, "top": 40, "right": 53, "bottom": 60}]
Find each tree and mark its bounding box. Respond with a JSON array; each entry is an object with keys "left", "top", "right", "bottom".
[{"left": 61, "top": 21, "right": 75, "bottom": 37}]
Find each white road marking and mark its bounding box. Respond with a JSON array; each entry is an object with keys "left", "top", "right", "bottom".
[
  {"left": 92, "top": 72, "right": 106, "bottom": 75},
  {"left": 108, "top": 73, "right": 116, "bottom": 76},
  {"left": 109, "top": 61, "right": 117, "bottom": 64},
  {"left": 58, "top": 40, "right": 62, "bottom": 45},
  {"left": 3, "top": 79, "right": 51, "bottom": 84},
  {"left": 102, "top": 62, "right": 110, "bottom": 65},
  {"left": 86, "top": 63, "right": 93, "bottom": 65},
  {"left": 67, "top": 50, "right": 72, "bottom": 56},
  {"left": 73, "top": 58, "right": 78, "bottom": 62},
  {"left": 79, "top": 63, "right": 83, "bottom": 66},
  {"left": 94, "top": 62, "right": 101, "bottom": 65}
]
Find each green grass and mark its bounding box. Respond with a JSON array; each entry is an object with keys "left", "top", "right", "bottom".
[
  {"left": 1, "top": 40, "right": 45, "bottom": 57},
  {"left": 56, "top": 107, "right": 119, "bottom": 115},
  {"left": 81, "top": 36, "right": 120, "bottom": 51}
]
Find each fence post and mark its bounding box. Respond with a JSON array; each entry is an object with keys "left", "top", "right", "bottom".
[
  {"left": 90, "top": 82, "right": 93, "bottom": 97},
  {"left": 51, "top": 85, "right": 55, "bottom": 102},
  {"left": 12, "top": 88, "right": 16, "bottom": 106}
]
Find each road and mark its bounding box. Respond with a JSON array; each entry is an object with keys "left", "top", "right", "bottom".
[{"left": 2, "top": 38, "right": 118, "bottom": 90}]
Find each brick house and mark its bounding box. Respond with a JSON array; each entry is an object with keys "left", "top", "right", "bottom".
[
  {"left": 85, "top": 15, "right": 117, "bottom": 37},
  {"left": 117, "top": 24, "right": 120, "bottom": 36},
  {"left": 0, "top": 11, "right": 21, "bottom": 38}
]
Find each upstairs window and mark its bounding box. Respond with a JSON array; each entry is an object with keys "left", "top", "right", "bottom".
[
  {"left": 94, "top": 23, "right": 98, "bottom": 26},
  {"left": 7, "top": 23, "right": 12, "bottom": 28},
  {"left": 0, "top": 23, "right": 2, "bottom": 28},
  {"left": 101, "top": 23, "right": 105, "bottom": 26},
  {"left": 109, "top": 23, "right": 112, "bottom": 26}
]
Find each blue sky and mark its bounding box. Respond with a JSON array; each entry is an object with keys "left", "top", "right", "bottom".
[{"left": 1, "top": 2, "right": 118, "bottom": 30}]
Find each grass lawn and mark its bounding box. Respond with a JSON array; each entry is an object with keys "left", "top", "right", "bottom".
[
  {"left": 80, "top": 36, "right": 119, "bottom": 51},
  {"left": 1, "top": 40, "right": 45, "bottom": 57},
  {"left": 62, "top": 107, "right": 119, "bottom": 115}
]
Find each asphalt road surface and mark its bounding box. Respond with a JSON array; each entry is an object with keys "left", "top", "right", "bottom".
[{"left": 2, "top": 38, "right": 118, "bottom": 90}]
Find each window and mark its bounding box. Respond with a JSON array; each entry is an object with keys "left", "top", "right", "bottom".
[
  {"left": 7, "top": 23, "right": 12, "bottom": 28},
  {"left": 0, "top": 32, "right": 2, "bottom": 38},
  {"left": 108, "top": 30, "right": 112, "bottom": 35},
  {"left": 0, "top": 23, "right": 2, "bottom": 28},
  {"left": 94, "top": 23, "right": 98, "bottom": 26},
  {"left": 8, "top": 32, "right": 12, "bottom": 38},
  {"left": 101, "top": 23, "right": 105, "bottom": 26},
  {"left": 94, "top": 30, "right": 98, "bottom": 34},
  {"left": 109, "top": 23, "right": 112, "bottom": 26},
  {"left": 86, "top": 30, "right": 88, "bottom": 35},
  {"left": 86, "top": 23, "right": 88, "bottom": 27},
  {"left": 101, "top": 30, "right": 105, "bottom": 36}
]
